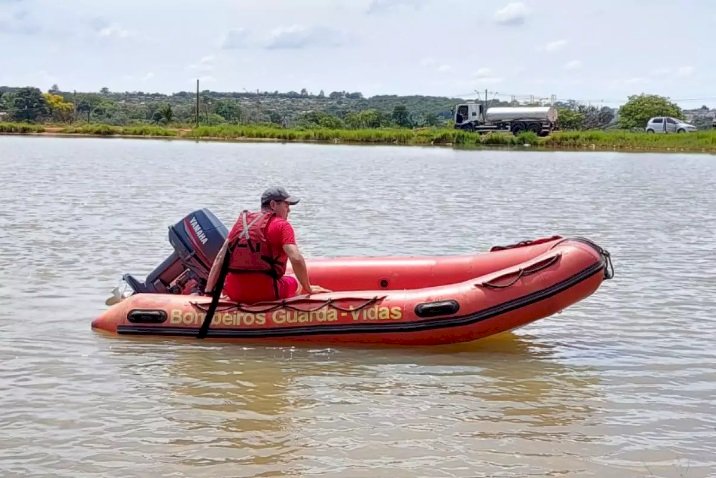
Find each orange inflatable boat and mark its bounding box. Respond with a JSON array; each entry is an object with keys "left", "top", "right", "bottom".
[{"left": 92, "top": 209, "right": 613, "bottom": 346}]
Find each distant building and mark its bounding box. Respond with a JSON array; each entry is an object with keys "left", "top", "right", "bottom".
[
  {"left": 683, "top": 107, "right": 715, "bottom": 129},
  {"left": 0, "top": 111, "right": 8, "bottom": 121},
  {"left": 684, "top": 107, "right": 715, "bottom": 120}
]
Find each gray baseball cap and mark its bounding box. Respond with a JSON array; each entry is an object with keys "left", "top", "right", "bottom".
[{"left": 261, "top": 186, "right": 300, "bottom": 206}]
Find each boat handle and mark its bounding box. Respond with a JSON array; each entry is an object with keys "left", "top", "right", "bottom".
[
  {"left": 190, "top": 296, "right": 387, "bottom": 313},
  {"left": 127, "top": 309, "right": 168, "bottom": 323},
  {"left": 476, "top": 253, "right": 561, "bottom": 289}
]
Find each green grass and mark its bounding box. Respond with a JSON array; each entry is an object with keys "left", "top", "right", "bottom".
[
  {"left": 543, "top": 129, "right": 716, "bottom": 151},
  {"left": 185, "top": 125, "right": 716, "bottom": 151},
  {"left": 119, "top": 125, "right": 177, "bottom": 136},
  {"left": 2, "top": 121, "right": 715, "bottom": 152},
  {"left": 0, "top": 122, "right": 45, "bottom": 133},
  {"left": 59, "top": 124, "right": 177, "bottom": 136},
  {"left": 185, "top": 125, "right": 524, "bottom": 146}
]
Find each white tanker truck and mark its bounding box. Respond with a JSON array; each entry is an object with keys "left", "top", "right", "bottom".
[{"left": 454, "top": 102, "right": 558, "bottom": 136}]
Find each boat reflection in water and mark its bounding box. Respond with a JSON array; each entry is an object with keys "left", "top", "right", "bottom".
[{"left": 104, "top": 331, "right": 600, "bottom": 476}]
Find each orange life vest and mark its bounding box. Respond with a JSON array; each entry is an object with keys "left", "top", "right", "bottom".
[{"left": 226, "top": 210, "right": 286, "bottom": 278}]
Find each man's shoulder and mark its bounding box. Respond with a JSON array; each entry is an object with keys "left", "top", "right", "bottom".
[
  {"left": 269, "top": 215, "right": 292, "bottom": 227},
  {"left": 267, "top": 216, "right": 296, "bottom": 246},
  {"left": 267, "top": 216, "right": 294, "bottom": 234}
]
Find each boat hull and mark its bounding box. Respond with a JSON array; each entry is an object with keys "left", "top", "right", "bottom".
[{"left": 92, "top": 238, "right": 612, "bottom": 346}]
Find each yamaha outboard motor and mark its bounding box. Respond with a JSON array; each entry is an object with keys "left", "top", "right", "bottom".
[{"left": 123, "top": 208, "right": 228, "bottom": 295}]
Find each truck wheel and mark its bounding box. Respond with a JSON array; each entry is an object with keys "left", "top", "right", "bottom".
[
  {"left": 511, "top": 122, "right": 525, "bottom": 135},
  {"left": 527, "top": 122, "right": 541, "bottom": 134}
]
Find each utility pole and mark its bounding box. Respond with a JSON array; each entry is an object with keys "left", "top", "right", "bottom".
[
  {"left": 195, "top": 79, "right": 199, "bottom": 126},
  {"left": 256, "top": 89, "right": 260, "bottom": 122}
]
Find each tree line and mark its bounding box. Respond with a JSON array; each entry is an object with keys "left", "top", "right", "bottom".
[
  {"left": 0, "top": 86, "right": 453, "bottom": 128},
  {"left": 0, "top": 85, "right": 708, "bottom": 131}
]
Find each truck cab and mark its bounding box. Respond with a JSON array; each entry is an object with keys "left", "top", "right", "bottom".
[{"left": 454, "top": 103, "right": 483, "bottom": 128}]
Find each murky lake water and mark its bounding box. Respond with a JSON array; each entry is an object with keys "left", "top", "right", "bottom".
[{"left": 1, "top": 136, "right": 715, "bottom": 477}]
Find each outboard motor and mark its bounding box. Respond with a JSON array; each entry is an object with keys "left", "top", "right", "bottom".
[{"left": 123, "top": 208, "right": 228, "bottom": 295}]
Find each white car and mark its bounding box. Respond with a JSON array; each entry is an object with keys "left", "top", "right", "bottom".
[{"left": 645, "top": 117, "right": 697, "bottom": 133}]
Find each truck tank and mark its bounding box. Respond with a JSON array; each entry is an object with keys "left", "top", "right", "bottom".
[{"left": 485, "top": 106, "right": 557, "bottom": 123}]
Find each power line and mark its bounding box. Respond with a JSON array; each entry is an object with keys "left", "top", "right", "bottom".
[{"left": 458, "top": 88, "right": 716, "bottom": 107}]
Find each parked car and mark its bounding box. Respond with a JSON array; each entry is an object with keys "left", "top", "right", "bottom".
[{"left": 645, "top": 117, "right": 697, "bottom": 133}]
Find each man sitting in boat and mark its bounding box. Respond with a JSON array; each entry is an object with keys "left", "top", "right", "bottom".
[{"left": 213, "top": 186, "right": 330, "bottom": 303}]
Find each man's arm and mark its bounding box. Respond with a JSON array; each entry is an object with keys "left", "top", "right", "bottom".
[{"left": 283, "top": 244, "right": 330, "bottom": 295}]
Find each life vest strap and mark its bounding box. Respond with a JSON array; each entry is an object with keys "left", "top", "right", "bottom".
[{"left": 238, "top": 211, "right": 265, "bottom": 241}]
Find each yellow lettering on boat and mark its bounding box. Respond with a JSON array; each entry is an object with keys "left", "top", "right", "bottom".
[
  {"left": 351, "top": 306, "right": 402, "bottom": 321},
  {"left": 169, "top": 306, "right": 403, "bottom": 327},
  {"left": 170, "top": 309, "right": 184, "bottom": 324},
  {"left": 183, "top": 311, "right": 197, "bottom": 325},
  {"left": 270, "top": 307, "right": 338, "bottom": 325},
  {"left": 169, "top": 309, "right": 265, "bottom": 327}
]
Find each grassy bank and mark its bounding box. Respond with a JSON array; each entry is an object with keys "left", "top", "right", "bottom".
[
  {"left": 0, "top": 122, "right": 46, "bottom": 133},
  {"left": 2, "top": 122, "right": 716, "bottom": 152},
  {"left": 542, "top": 129, "right": 716, "bottom": 152},
  {"left": 59, "top": 124, "right": 178, "bottom": 136},
  {"left": 186, "top": 124, "right": 487, "bottom": 145}
]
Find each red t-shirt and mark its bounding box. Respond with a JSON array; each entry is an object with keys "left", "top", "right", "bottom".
[{"left": 223, "top": 216, "right": 296, "bottom": 303}]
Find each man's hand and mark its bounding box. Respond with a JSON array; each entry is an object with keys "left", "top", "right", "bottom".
[{"left": 307, "top": 285, "right": 331, "bottom": 295}]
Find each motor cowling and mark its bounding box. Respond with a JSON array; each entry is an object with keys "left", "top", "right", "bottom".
[{"left": 123, "top": 208, "right": 228, "bottom": 295}]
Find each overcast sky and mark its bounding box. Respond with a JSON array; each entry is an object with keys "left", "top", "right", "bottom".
[{"left": 1, "top": 0, "right": 714, "bottom": 108}]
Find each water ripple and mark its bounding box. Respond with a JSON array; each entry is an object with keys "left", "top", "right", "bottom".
[{"left": 1, "top": 137, "right": 715, "bottom": 477}]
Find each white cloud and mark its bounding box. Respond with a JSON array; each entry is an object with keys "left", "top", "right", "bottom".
[
  {"left": 0, "top": 9, "right": 39, "bottom": 34},
  {"left": 544, "top": 39, "right": 567, "bottom": 52},
  {"left": 472, "top": 68, "right": 501, "bottom": 84},
  {"left": 649, "top": 66, "right": 694, "bottom": 78},
  {"left": 420, "top": 57, "right": 451, "bottom": 73},
  {"left": 120, "top": 72, "right": 155, "bottom": 83},
  {"left": 607, "top": 77, "right": 648, "bottom": 91},
  {"left": 650, "top": 67, "right": 671, "bottom": 76},
  {"left": 188, "top": 55, "right": 215, "bottom": 72},
  {"left": 676, "top": 66, "right": 694, "bottom": 77},
  {"left": 494, "top": 2, "right": 529, "bottom": 26},
  {"left": 98, "top": 25, "right": 132, "bottom": 39},
  {"left": 265, "top": 25, "right": 346, "bottom": 49},
  {"left": 0, "top": 10, "right": 12, "bottom": 25},
  {"left": 564, "top": 60, "right": 582, "bottom": 71},
  {"left": 222, "top": 28, "right": 250, "bottom": 49},
  {"left": 89, "top": 16, "right": 109, "bottom": 31},
  {"left": 367, "top": 0, "right": 429, "bottom": 14},
  {"left": 37, "top": 69, "right": 57, "bottom": 87}
]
